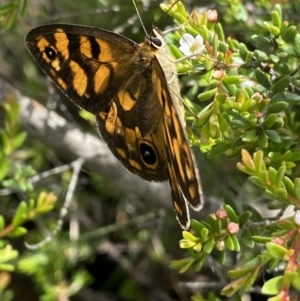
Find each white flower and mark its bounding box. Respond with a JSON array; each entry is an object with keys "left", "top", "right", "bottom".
[{"left": 179, "top": 33, "right": 205, "bottom": 58}]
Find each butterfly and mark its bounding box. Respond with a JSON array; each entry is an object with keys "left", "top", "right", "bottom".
[{"left": 25, "top": 15, "right": 204, "bottom": 229}]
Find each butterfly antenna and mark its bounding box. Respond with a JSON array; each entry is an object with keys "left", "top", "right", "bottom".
[
  {"left": 131, "top": 0, "right": 148, "bottom": 35},
  {"left": 154, "top": 0, "right": 180, "bottom": 26}
]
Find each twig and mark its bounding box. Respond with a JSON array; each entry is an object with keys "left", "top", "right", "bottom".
[
  {"left": 25, "top": 158, "right": 84, "bottom": 249},
  {"left": 0, "top": 163, "right": 73, "bottom": 196}
]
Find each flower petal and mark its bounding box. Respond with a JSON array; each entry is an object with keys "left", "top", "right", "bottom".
[
  {"left": 179, "top": 45, "right": 191, "bottom": 56},
  {"left": 195, "top": 35, "right": 204, "bottom": 44},
  {"left": 179, "top": 33, "right": 195, "bottom": 47}
]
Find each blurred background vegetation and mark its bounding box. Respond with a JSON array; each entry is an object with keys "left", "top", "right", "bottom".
[{"left": 0, "top": 0, "right": 300, "bottom": 300}]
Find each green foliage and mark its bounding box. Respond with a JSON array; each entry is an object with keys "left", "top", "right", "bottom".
[
  {"left": 0, "top": 0, "right": 28, "bottom": 30},
  {"left": 0, "top": 98, "right": 92, "bottom": 300},
  {"left": 0, "top": 96, "right": 35, "bottom": 191},
  {"left": 18, "top": 250, "right": 93, "bottom": 301},
  {"left": 162, "top": 2, "right": 300, "bottom": 160},
  {"left": 161, "top": 1, "right": 300, "bottom": 300}
]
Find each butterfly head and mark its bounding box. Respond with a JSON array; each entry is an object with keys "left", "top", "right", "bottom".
[{"left": 146, "top": 28, "right": 165, "bottom": 50}]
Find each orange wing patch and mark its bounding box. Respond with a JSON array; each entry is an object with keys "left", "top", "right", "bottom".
[{"left": 69, "top": 60, "right": 88, "bottom": 97}]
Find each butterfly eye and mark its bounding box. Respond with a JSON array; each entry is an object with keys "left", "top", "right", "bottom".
[
  {"left": 151, "top": 37, "right": 162, "bottom": 49},
  {"left": 139, "top": 142, "right": 157, "bottom": 166},
  {"left": 44, "top": 46, "right": 57, "bottom": 60}
]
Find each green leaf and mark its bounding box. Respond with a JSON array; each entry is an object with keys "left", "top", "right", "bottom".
[
  {"left": 272, "top": 76, "right": 291, "bottom": 94},
  {"left": 253, "top": 150, "right": 265, "bottom": 172},
  {"left": 254, "top": 69, "right": 270, "bottom": 87},
  {"left": 269, "top": 25, "right": 280, "bottom": 36},
  {"left": 208, "top": 144, "right": 231, "bottom": 158},
  {"left": 294, "top": 178, "right": 300, "bottom": 199},
  {"left": 203, "top": 239, "right": 214, "bottom": 254},
  {"left": 289, "top": 151, "right": 300, "bottom": 162},
  {"left": 219, "top": 250, "right": 226, "bottom": 265},
  {"left": 258, "top": 130, "right": 268, "bottom": 148},
  {"left": 215, "top": 22, "right": 225, "bottom": 42},
  {"left": 228, "top": 261, "right": 257, "bottom": 278},
  {"left": 190, "top": 219, "right": 206, "bottom": 236},
  {"left": 193, "top": 255, "right": 207, "bottom": 272},
  {"left": 242, "top": 267, "right": 259, "bottom": 291},
  {"left": 12, "top": 201, "right": 27, "bottom": 226},
  {"left": 213, "top": 34, "right": 219, "bottom": 52},
  {"left": 20, "top": 0, "right": 29, "bottom": 16},
  {"left": 292, "top": 269, "right": 300, "bottom": 291},
  {"left": 0, "top": 3, "right": 13, "bottom": 15},
  {"left": 223, "top": 76, "right": 239, "bottom": 85},
  {"left": 281, "top": 25, "right": 297, "bottom": 43},
  {"left": 182, "top": 230, "right": 197, "bottom": 242},
  {"left": 224, "top": 193, "right": 239, "bottom": 215},
  {"left": 241, "top": 228, "right": 254, "bottom": 248},
  {"left": 217, "top": 112, "right": 234, "bottom": 139},
  {"left": 242, "top": 98, "right": 256, "bottom": 111},
  {"left": 239, "top": 211, "right": 252, "bottom": 227},
  {"left": 197, "top": 88, "right": 217, "bottom": 102},
  {"left": 195, "top": 103, "right": 213, "bottom": 127},
  {"left": 201, "top": 228, "right": 209, "bottom": 241},
  {"left": 0, "top": 159, "right": 10, "bottom": 181},
  {"left": 252, "top": 236, "right": 272, "bottom": 243},
  {"left": 223, "top": 83, "right": 237, "bottom": 96},
  {"left": 8, "top": 226, "right": 27, "bottom": 237},
  {"left": 257, "top": 170, "right": 269, "bottom": 184},
  {"left": 0, "top": 215, "right": 5, "bottom": 231},
  {"left": 231, "top": 235, "right": 240, "bottom": 251},
  {"left": 11, "top": 132, "right": 27, "bottom": 151},
  {"left": 221, "top": 276, "right": 244, "bottom": 297},
  {"left": 0, "top": 263, "right": 15, "bottom": 271},
  {"left": 4, "top": 8, "right": 17, "bottom": 29},
  {"left": 261, "top": 276, "right": 283, "bottom": 295},
  {"left": 274, "top": 187, "right": 287, "bottom": 199},
  {"left": 262, "top": 114, "right": 278, "bottom": 130},
  {"left": 252, "top": 35, "right": 271, "bottom": 46},
  {"left": 276, "top": 165, "right": 286, "bottom": 188},
  {"left": 225, "top": 236, "right": 235, "bottom": 251},
  {"left": 265, "top": 130, "right": 281, "bottom": 143},
  {"left": 266, "top": 242, "right": 289, "bottom": 259},
  {"left": 277, "top": 219, "right": 295, "bottom": 231},
  {"left": 169, "top": 257, "right": 193, "bottom": 272},
  {"left": 282, "top": 176, "right": 295, "bottom": 197},
  {"left": 242, "top": 204, "right": 263, "bottom": 221},
  {"left": 239, "top": 43, "right": 249, "bottom": 62},
  {"left": 271, "top": 9, "right": 281, "bottom": 28},
  {"left": 242, "top": 129, "right": 257, "bottom": 142},
  {"left": 280, "top": 21, "right": 289, "bottom": 35},
  {"left": 267, "top": 101, "right": 289, "bottom": 113},
  {"left": 224, "top": 204, "right": 238, "bottom": 223},
  {"left": 0, "top": 245, "right": 18, "bottom": 264},
  {"left": 206, "top": 214, "right": 219, "bottom": 231}
]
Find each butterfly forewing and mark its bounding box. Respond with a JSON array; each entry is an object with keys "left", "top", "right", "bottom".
[{"left": 26, "top": 25, "right": 140, "bottom": 114}]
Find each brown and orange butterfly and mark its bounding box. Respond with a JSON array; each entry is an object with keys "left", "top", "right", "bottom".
[{"left": 26, "top": 10, "right": 204, "bottom": 229}]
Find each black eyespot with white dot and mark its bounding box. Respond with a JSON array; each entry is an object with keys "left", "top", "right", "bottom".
[
  {"left": 44, "top": 47, "right": 57, "bottom": 60},
  {"left": 139, "top": 142, "right": 157, "bottom": 166}
]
